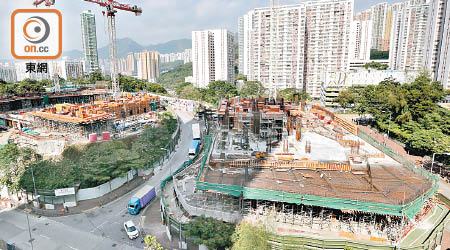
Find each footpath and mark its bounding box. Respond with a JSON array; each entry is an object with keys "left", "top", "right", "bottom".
[
  {"left": 22, "top": 177, "right": 145, "bottom": 216},
  {"left": 141, "top": 111, "right": 198, "bottom": 250}
]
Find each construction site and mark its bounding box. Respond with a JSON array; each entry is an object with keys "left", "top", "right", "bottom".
[
  {"left": 0, "top": 93, "right": 160, "bottom": 156},
  {"left": 162, "top": 97, "right": 447, "bottom": 249}
]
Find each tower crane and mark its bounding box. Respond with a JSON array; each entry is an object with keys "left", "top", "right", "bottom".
[
  {"left": 32, "top": 0, "right": 142, "bottom": 98},
  {"left": 33, "top": 0, "right": 55, "bottom": 7},
  {"left": 83, "top": 0, "right": 142, "bottom": 98}
]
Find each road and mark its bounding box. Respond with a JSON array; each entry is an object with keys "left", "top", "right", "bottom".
[{"left": 0, "top": 111, "right": 195, "bottom": 250}]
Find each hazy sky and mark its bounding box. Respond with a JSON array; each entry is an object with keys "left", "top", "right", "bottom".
[{"left": 1, "top": 0, "right": 401, "bottom": 59}]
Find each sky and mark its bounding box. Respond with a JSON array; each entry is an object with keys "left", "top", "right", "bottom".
[{"left": 1, "top": 0, "right": 401, "bottom": 60}]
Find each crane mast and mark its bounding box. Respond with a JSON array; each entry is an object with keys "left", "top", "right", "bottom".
[
  {"left": 84, "top": 0, "right": 142, "bottom": 98},
  {"left": 107, "top": 5, "right": 119, "bottom": 97},
  {"left": 33, "top": 0, "right": 55, "bottom": 7},
  {"left": 33, "top": 0, "right": 142, "bottom": 98}
]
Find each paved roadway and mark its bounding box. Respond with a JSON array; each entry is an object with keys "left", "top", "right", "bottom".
[{"left": 0, "top": 111, "right": 195, "bottom": 250}]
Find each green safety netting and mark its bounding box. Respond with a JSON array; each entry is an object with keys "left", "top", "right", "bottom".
[{"left": 194, "top": 132, "right": 438, "bottom": 219}]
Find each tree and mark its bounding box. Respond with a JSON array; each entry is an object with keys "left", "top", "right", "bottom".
[
  {"left": 89, "top": 70, "right": 104, "bottom": 84},
  {"left": 364, "top": 62, "right": 388, "bottom": 70},
  {"left": 0, "top": 80, "right": 17, "bottom": 95},
  {"left": 350, "top": 73, "right": 449, "bottom": 155},
  {"left": 204, "top": 81, "right": 239, "bottom": 104},
  {"left": 0, "top": 144, "right": 42, "bottom": 190},
  {"left": 235, "top": 74, "right": 247, "bottom": 81},
  {"left": 157, "top": 62, "right": 192, "bottom": 88},
  {"left": 278, "top": 88, "right": 311, "bottom": 102},
  {"left": 144, "top": 235, "right": 166, "bottom": 250},
  {"left": 176, "top": 83, "right": 202, "bottom": 100},
  {"left": 407, "top": 129, "right": 450, "bottom": 155},
  {"left": 119, "top": 75, "right": 167, "bottom": 94},
  {"left": 18, "top": 79, "right": 46, "bottom": 93},
  {"left": 335, "top": 89, "right": 356, "bottom": 110},
  {"left": 185, "top": 216, "right": 236, "bottom": 250},
  {"left": 78, "top": 140, "right": 140, "bottom": 187},
  {"left": 239, "top": 81, "right": 267, "bottom": 98},
  {"left": 174, "top": 82, "right": 192, "bottom": 96},
  {"left": 402, "top": 72, "right": 444, "bottom": 119},
  {"left": 232, "top": 222, "right": 270, "bottom": 250}
]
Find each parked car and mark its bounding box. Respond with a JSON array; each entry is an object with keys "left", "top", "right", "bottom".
[{"left": 123, "top": 220, "right": 139, "bottom": 240}]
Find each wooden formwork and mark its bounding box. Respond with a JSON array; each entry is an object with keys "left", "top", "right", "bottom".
[{"left": 228, "top": 159, "right": 352, "bottom": 172}]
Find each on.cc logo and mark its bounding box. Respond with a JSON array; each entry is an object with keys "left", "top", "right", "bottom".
[
  {"left": 23, "top": 16, "right": 50, "bottom": 44},
  {"left": 11, "top": 9, "right": 62, "bottom": 60}
]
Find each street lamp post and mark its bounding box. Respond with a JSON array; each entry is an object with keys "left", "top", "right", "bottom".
[
  {"left": 139, "top": 215, "right": 146, "bottom": 243},
  {"left": 30, "top": 164, "right": 37, "bottom": 199},
  {"left": 387, "top": 112, "right": 391, "bottom": 138},
  {"left": 431, "top": 152, "right": 450, "bottom": 175},
  {"left": 382, "top": 110, "right": 392, "bottom": 138}
]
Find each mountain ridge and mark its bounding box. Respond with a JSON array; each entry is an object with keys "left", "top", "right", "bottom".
[{"left": 63, "top": 38, "right": 191, "bottom": 59}]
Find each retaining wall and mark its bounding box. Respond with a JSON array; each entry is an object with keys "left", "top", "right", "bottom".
[{"left": 76, "top": 169, "right": 137, "bottom": 201}]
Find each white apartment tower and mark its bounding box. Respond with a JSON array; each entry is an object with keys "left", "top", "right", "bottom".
[
  {"left": 389, "top": 0, "right": 429, "bottom": 71},
  {"left": 425, "top": 0, "right": 450, "bottom": 89},
  {"left": 241, "top": 0, "right": 353, "bottom": 98},
  {"left": 369, "top": 3, "right": 392, "bottom": 51},
  {"left": 238, "top": 17, "right": 245, "bottom": 75},
  {"left": 350, "top": 13, "right": 373, "bottom": 61},
  {"left": 192, "top": 29, "right": 235, "bottom": 88},
  {"left": 80, "top": 10, "right": 99, "bottom": 74},
  {"left": 137, "top": 51, "right": 160, "bottom": 82},
  {"left": 0, "top": 63, "right": 17, "bottom": 83}
]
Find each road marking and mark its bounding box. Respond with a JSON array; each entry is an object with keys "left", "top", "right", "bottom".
[
  {"left": 39, "top": 234, "right": 50, "bottom": 240},
  {"left": 115, "top": 208, "right": 127, "bottom": 217},
  {"left": 90, "top": 220, "right": 108, "bottom": 232},
  {"left": 67, "top": 245, "right": 78, "bottom": 250}
]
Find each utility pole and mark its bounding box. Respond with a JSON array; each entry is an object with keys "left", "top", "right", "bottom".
[
  {"left": 30, "top": 165, "right": 38, "bottom": 199},
  {"left": 26, "top": 212, "right": 34, "bottom": 250}
]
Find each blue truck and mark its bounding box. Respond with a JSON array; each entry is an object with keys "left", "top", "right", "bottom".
[
  {"left": 188, "top": 140, "right": 200, "bottom": 158},
  {"left": 128, "top": 185, "right": 156, "bottom": 215}
]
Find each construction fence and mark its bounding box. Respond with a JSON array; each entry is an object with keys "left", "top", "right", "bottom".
[
  {"left": 31, "top": 115, "right": 181, "bottom": 208},
  {"left": 160, "top": 134, "right": 213, "bottom": 239}
]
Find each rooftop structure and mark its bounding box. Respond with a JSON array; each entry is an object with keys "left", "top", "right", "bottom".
[
  {"left": 0, "top": 90, "right": 107, "bottom": 113},
  {"left": 320, "top": 69, "right": 419, "bottom": 107},
  {"left": 31, "top": 94, "right": 159, "bottom": 138}
]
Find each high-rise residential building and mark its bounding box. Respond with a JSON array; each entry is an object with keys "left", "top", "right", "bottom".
[
  {"left": 137, "top": 51, "right": 160, "bottom": 82},
  {"left": 160, "top": 49, "right": 192, "bottom": 64},
  {"left": 52, "top": 58, "right": 85, "bottom": 80},
  {"left": 126, "top": 53, "right": 137, "bottom": 76},
  {"left": 80, "top": 10, "right": 99, "bottom": 74},
  {"left": 238, "top": 17, "right": 244, "bottom": 75},
  {"left": 350, "top": 13, "right": 372, "bottom": 61},
  {"left": 389, "top": 0, "right": 429, "bottom": 71},
  {"left": 369, "top": 3, "right": 392, "bottom": 51},
  {"left": 241, "top": 0, "right": 353, "bottom": 98},
  {"left": 192, "top": 29, "right": 235, "bottom": 88},
  {"left": 241, "top": 11, "right": 253, "bottom": 77},
  {"left": 425, "top": 0, "right": 450, "bottom": 89},
  {"left": 0, "top": 63, "right": 17, "bottom": 83}
]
